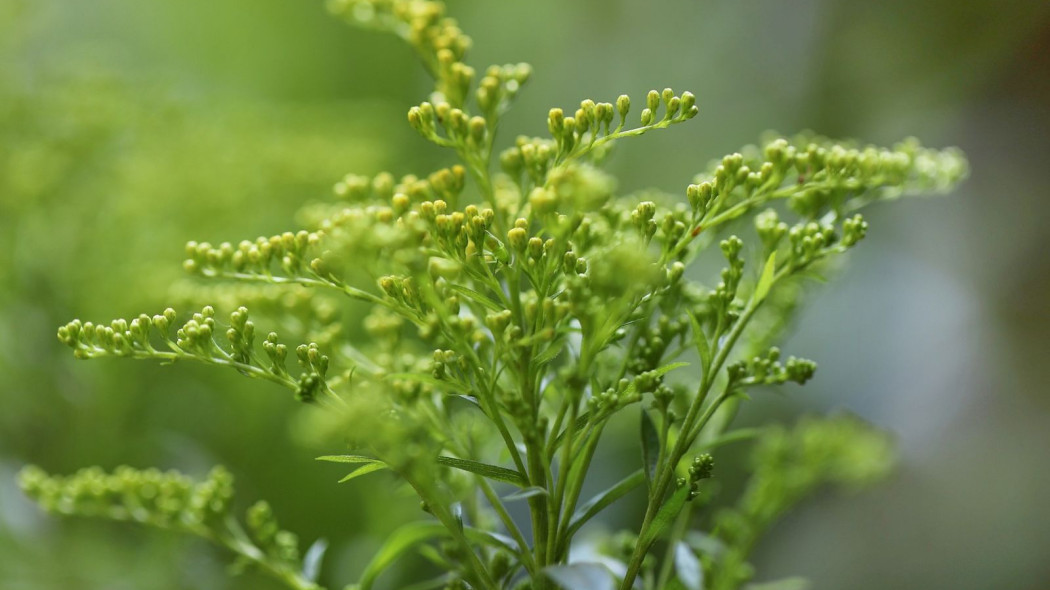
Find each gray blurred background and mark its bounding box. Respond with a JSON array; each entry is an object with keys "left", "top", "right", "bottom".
[{"left": 1, "top": 0, "right": 1048, "bottom": 588}]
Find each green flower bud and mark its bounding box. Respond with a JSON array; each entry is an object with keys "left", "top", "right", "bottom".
[
  {"left": 616, "top": 94, "right": 630, "bottom": 128},
  {"left": 529, "top": 186, "right": 558, "bottom": 215},
  {"left": 507, "top": 227, "right": 528, "bottom": 252},
  {"left": 548, "top": 107, "right": 564, "bottom": 136}
]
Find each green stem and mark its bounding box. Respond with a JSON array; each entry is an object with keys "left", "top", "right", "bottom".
[{"left": 619, "top": 294, "right": 766, "bottom": 590}]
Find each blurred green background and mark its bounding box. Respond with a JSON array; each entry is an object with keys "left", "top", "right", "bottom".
[{"left": 2, "top": 0, "right": 1049, "bottom": 588}]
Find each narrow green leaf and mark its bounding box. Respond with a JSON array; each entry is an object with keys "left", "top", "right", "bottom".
[
  {"left": 641, "top": 409, "right": 660, "bottom": 490},
  {"left": 567, "top": 469, "right": 645, "bottom": 538},
  {"left": 688, "top": 311, "right": 712, "bottom": 371},
  {"left": 533, "top": 339, "right": 566, "bottom": 366},
  {"left": 302, "top": 538, "right": 328, "bottom": 583},
  {"left": 337, "top": 461, "right": 389, "bottom": 483},
  {"left": 446, "top": 283, "right": 503, "bottom": 312},
  {"left": 674, "top": 541, "right": 704, "bottom": 590},
  {"left": 463, "top": 527, "right": 517, "bottom": 551},
  {"left": 695, "top": 427, "right": 762, "bottom": 453},
  {"left": 753, "top": 251, "right": 777, "bottom": 304},
  {"left": 640, "top": 484, "right": 690, "bottom": 550},
  {"left": 356, "top": 522, "right": 521, "bottom": 590},
  {"left": 544, "top": 563, "right": 615, "bottom": 590},
  {"left": 316, "top": 455, "right": 383, "bottom": 464},
  {"left": 502, "top": 486, "right": 548, "bottom": 503},
  {"left": 435, "top": 456, "right": 527, "bottom": 487},
  {"left": 551, "top": 413, "right": 591, "bottom": 450},
  {"left": 358, "top": 522, "right": 448, "bottom": 590}
]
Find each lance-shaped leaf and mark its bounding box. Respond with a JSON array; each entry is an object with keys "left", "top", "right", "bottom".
[
  {"left": 641, "top": 409, "right": 660, "bottom": 491},
  {"left": 435, "top": 456, "right": 528, "bottom": 487},
  {"left": 566, "top": 469, "right": 645, "bottom": 538},
  {"left": 639, "top": 483, "right": 690, "bottom": 551}
]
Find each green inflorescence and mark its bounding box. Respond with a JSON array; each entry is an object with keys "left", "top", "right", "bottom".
[{"left": 22, "top": 1, "right": 967, "bottom": 589}]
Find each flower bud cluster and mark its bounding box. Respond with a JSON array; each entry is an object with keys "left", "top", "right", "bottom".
[
  {"left": 692, "top": 135, "right": 966, "bottom": 226},
  {"left": 787, "top": 221, "right": 838, "bottom": 267},
  {"left": 545, "top": 89, "right": 697, "bottom": 159},
  {"left": 246, "top": 500, "right": 302, "bottom": 565},
  {"left": 333, "top": 167, "right": 466, "bottom": 210},
  {"left": 294, "top": 342, "right": 331, "bottom": 402},
  {"left": 639, "top": 88, "right": 699, "bottom": 127},
  {"left": 686, "top": 453, "right": 715, "bottom": 500},
  {"left": 711, "top": 236, "right": 745, "bottom": 314},
  {"left": 184, "top": 231, "right": 323, "bottom": 280},
  {"left": 408, "top": 100, "right": 490, "bottom": 153},
  {"left": 727, "top": 347, "right": 817, "bottom": 387},
  {"left": 419, "top": 199, "right": 497, "bottom": 263},
  {"left": 19, "top": 465, "right": 233, "bottom": 529},
  {"left": 475, "top": 63, "right": 532, "bottom": 119},
  {"left": 499, "top": 136, "right": 557, "bottom": 187},
  {"left": 627, "top": 315, "right": 689, "bottom": 375},
  {"left": 58, "top": 307, "right": 329, "bottom": 402}
]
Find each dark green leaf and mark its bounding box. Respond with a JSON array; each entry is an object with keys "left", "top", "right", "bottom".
[
  {"left": 695, "top": 427, "right": 762, "bottom": 453},
  {"left": 640, "top": 484, "right": 690, "bottom": 550},
  {"left": 551, "top": 413, "right": 591, "bottom": 450},
  {"left": 688, "top": 312, "right": 712, "bottom": 370},
  {"left": 567, "top": 469, "right": 644, "bottom": 538},
  {"left": 641, "top": 409, "right": 660, "bottom": 490},
  {"left": 435, "top": 456, "right": 527, "bottom": 487}
]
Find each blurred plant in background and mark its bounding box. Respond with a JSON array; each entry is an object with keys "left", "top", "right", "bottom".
[{"left": 10, "top": 0, "right": 971, "bottom": 588}]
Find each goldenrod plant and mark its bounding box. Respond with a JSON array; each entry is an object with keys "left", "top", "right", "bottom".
[{"left": 21, "top": 1, "right": 967, "bottom": 589}]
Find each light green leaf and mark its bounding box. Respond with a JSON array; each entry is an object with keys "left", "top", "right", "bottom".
[
  {"left": 435, "top": 456, "right": 528, "bottom": 487},
  {"left": 502, "top": 486, "right": 548, "bottom": 503},
  {"left": 316, "top": 454, "right": 383, "bottom": 464},
  {"left": 567, "top": 469, "right": 644, "bottom": 538},
  {"left": 544, "top": 563, "right": 615, "bottom": 590},
  {"left": 463, "top": 527, "right": 518, "bottom": 551},
  {"left": 688, "top": 312, "right": 712, "bottom": 371},
  {"left": 674, "top": 541, "right": 704, "bottom": 590},
  {"left": 357, "top": 522, "right": 448, "bottom": 590},
  {"left": 446, "top": 283, "right": 503, "bottom": 312},
  {"left": 533, "top": 339, "right": 566, "bottom": 366},
  {"left": 302, "top": 538, "right": 328, "bottom": 583},
  {"left": 338, "top": 461, "right": 389, "bottom": 483},
  {"left": 754, "top": 251, "right": 777, "bottom": 304}
]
